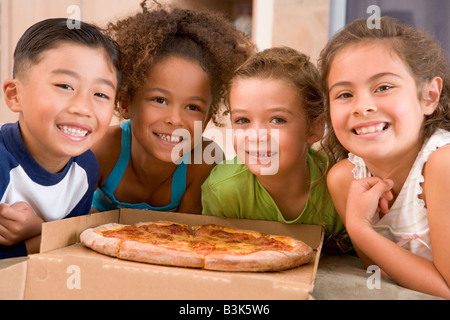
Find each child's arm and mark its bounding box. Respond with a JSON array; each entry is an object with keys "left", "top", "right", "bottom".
[
  {"left": 346, "top": 176, "right": 450, "bottom": 299},
  {"left": 178, "top": 177, "right": 206, "bottom": 214},
  {"left": 178, "top": 140, "right": 223, "bottom": 214},
  {"left": 327, "top": 160, "right": 376, "bottom": 267},
  {"left": 328, "top": 159, "right": 450, "bottom": 298},
  {"left": 91, "top": 125, "right": 122, "bottom": 189},
  {"left": 178, "top": 161, "right": 217, "bottom": 214},
  {"left": 422, "top": 145, "right": 450, "bottom": 296},
  {"left": 0, "top": 202, "right": 43, "bottom": 246},
  {"left": 90, "top": 125, "right": 122, "bottom": 212}
]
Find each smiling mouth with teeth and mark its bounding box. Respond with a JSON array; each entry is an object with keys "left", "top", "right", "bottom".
[
  {"left": 58, "top": 125, "right": 88, "bottom": 137},
  {"left": 247, "top": 149, "right": 279, "bottom": 161},
  {"left": 154, "top": 132, "right": 183, "bottom": 143},
  {"left": 248, "top": 151, "right": 278, "bottom": 158},
  {"left": 353, "top": 123, "right": 389, "bottom": 135}
]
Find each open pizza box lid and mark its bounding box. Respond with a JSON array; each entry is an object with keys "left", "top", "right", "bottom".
[{"left": 0, "top": 209, "right": 324, "bottom": 300}]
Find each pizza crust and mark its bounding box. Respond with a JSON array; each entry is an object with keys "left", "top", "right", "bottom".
[
  {"left": 203, "top": 238, "right": 313, "bottom": 272},
  {"left": 80, "top": 223, "right": 124, "bottom": 257},
  {"left": 204, "top": 250, "right": 289, "bottom": 271},
  {"left": 118, "top": 240, "right": 204, "bottom": 268}
]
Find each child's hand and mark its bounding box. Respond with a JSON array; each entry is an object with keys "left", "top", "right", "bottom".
[
  {"left": 346, "top": 177, "right": 394, "bottom": 229},
  {"left": 0, "top": 202, "right": 44, "bottom": 246}
]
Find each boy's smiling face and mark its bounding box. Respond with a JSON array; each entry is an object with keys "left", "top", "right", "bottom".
[{"left": 6, "top": 43, "right": 117, "bottom": 173}]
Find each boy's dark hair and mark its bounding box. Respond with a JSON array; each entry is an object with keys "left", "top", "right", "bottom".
[{"left": 13, "top": 18, "right": 121, "bottom": 86}]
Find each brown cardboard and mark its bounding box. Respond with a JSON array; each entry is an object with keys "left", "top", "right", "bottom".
[
  {"left": 0, "top": 257, "right": 28, "bottom": 300},
  {"left": 2, "top": 209, "right": 323, "bottom": 300}
]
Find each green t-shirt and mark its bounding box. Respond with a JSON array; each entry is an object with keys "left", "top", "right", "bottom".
[{"left": 201, "top": 149, "right": 351, "bottom": 253}]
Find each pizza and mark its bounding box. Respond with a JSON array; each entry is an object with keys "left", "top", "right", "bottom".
[{"left": 80, "top": 221, "right": 313, "bottom": 272}]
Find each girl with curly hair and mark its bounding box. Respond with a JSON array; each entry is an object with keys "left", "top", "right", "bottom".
[
  {"left": 91, "top": 0, "right": 254, "bottom": 214},
  {"left": 319, "top": 17, "right": 450, "bottom": 298}
]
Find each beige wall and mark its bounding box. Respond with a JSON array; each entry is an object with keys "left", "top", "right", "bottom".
[
  {"left": 0, "top": 0, "right": 329, "bottom": 124},
  {"left": 272, "top": 0, "right": 329, "bottom": 63},
  {"left": 0, "top": 0, "right": 143, "bottom": 123},
  {"left": 208, "top": 0, "right": 330, "bottom": 158}
]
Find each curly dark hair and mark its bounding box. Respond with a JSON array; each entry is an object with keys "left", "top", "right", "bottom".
[
  {"left": 105, "top": 0, "right": 255, "bottom": 125},
  {"left": 318, "top": 17, "right": 450, "bottom": 163}
]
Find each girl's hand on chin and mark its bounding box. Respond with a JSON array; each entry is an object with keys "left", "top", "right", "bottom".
[{"left": 345, "top": 177, "right": 394, "bottom": 230}]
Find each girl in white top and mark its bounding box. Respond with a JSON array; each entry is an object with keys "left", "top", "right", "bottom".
[{"left": 319, "top": 17, "right": 450, "bottom": 299}]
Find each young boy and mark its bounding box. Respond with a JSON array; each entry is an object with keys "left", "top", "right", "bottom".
[{"left": 0, "top": 18, "right": 121, "bottom": 259}]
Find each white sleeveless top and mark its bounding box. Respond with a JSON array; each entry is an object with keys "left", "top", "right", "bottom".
[{"left": 349, "top": 129, "right": 450, "bottom": 261}]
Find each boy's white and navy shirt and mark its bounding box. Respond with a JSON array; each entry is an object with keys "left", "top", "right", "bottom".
[{"left": 0, "top": 122, "right": 99, "bottom": 259}]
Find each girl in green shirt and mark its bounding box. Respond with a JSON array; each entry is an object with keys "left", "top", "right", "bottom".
[{"left": 201, "top": 47, "right": 351, "bottom": 253}]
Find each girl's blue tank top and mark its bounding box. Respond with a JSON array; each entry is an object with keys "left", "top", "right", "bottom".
[{"left": 92, "top": 120, "right": 188, "bottom": 211}]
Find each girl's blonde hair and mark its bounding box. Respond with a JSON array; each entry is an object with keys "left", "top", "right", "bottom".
[
  {"left": 227, "top": 46, "right": 324, "bottom": 135},
  {"left": 318, "top": 17, "right": 450, "bottom": 162}
]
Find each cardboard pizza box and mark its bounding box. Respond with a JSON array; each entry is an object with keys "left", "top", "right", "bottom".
[
  {"left": 0, "top": 256, "right": 28, "bottom": 300},
  {"left": 0, "top": 209, "right": 324, "bottom": 300}
]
